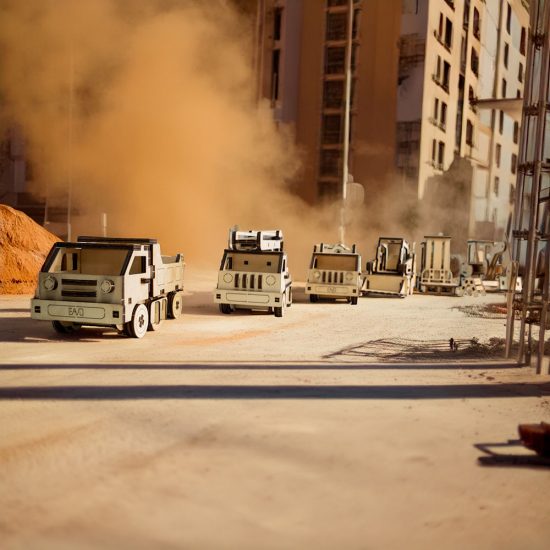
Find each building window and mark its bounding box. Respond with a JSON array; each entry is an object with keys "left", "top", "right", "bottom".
[
  {"left": 499, "top": 110, "right": 504, "bottom": 134},
  {"left": 442, "top": 60, "right": 450, "bottom": 90},
  {"left": 473, "top": 7, "right": 480, "bottom": 39},
  {"left": 440, "top": 102, "right": 447, "bottom": 128},
  {"left": 494, "top": 177, "right": 500, "bottom": 196},
  {"left": 506, "top": 3, "right": 511, "bottom": 34},
  {"left": 466, "top": 120, "right": 474, "bottom": 146},
  {"left": 471, "top": 48, "right": 479, "bottom": 75},
  {"left": 323, "top": 80, "right": 344, "bottom": 109},
  {"left": 273, "top": 7, "right": 283, "bottom": 41},
  {"left": 518, "top": 62, "right": 524, "bottom": 83},
  {"left": 436, "top": 14, "right": 453, "bottom": 48},
  {"left": 503, "top": 43, "right": 509, "bottom": 68},
  {"left": 520, "top": 27, "right": 526, "bottom": 55},
  {"left": 433, "top": 97, "right": 439, "bottom": 120},
  {"left": 438, "top": 141, "right": 445, "bottom": 166},
  {"left": 432, "top": 139, "right": 437, "bottom": 162},
  {"left": 513, "top": 121, "right": 519, "bottom": 144},
  {"left": 510, "top": 184, "right": 516, "bottom": 203},
  {"left": 320, "top": 149, "right": 341, "bottom": 177},
  {"left": 511, "top": 153, "right": 517, "bottom": 174},
  {"left": 270, "top": 49, "right": 280, "bottom": 102},
  {"left": 496, "top": 143, "right": 502, "bottom": 167},
  {"left": 325, "top": 46, "right": 346, "bottom": 74},
  {"left": 468, "top": 85, "right": 476, "bottom": 106},
  {"left": 501, "top": 78, "right": 507, "bottom": 97},
  {"left": 322, "top": 114, "right": 342, "bottom": 144},
  {"left": 326, "top": 12, "right": 347, "bottom": 41}
]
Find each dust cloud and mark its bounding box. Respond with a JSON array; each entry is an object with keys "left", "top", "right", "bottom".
[{"left": 0, "top": 0, "right": 343, "bottom": 272}]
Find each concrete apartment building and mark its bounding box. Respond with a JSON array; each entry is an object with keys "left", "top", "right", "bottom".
[
  {"left": 397, "top": 0, "right": 528, "bottom": 239},
  {"left": 254, "top": 0, "right": 401, "bottom": 204}
]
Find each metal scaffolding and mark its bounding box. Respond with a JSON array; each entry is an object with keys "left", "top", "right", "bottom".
[{"left": 505, "top": 0, "right": 550, "bottom": 374}]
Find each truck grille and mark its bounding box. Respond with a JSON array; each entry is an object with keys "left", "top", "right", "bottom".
[
  {"left": 321, "top": 271, "right": 344, "bottom": 284},
  {"left": 61, "top": 278, "right": 97, "bottom": 286},
  {"left": 234, "top": 273, "right": 264, "bottom": 290},
  {"left": 61, "top": 279, "right": 97, "bottom": 299},
  {"left": 61, "top": 290, "right": 97, "bottom": 298}
]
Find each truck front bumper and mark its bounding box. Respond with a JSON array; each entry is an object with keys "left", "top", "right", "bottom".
[
  {"left": 31, "top": 299, "right": 125, "bottom": 325},
  {"left": 305, "top": 283, "right": 359, "bottom": 298},
  {"left": 214, "top": 289, "right": 283, "bottom": 308}
]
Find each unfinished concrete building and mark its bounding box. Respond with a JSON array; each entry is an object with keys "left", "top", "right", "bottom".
[{"left": 254, "top": 0, "right": 401, "bottom": 204}]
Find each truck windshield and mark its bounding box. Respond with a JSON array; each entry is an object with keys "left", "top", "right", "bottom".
[
  {"left": 313, "top": 254, "right": 358, "bottom": 271},
  {"left": 380, "top": 242, "right": 402, "bottom": 271},
  {"left": 46, "top": 247, "right": 131, "bottom": 276},
  {"left": 222, "top": 252, "right": 281, "bottom": 273}
]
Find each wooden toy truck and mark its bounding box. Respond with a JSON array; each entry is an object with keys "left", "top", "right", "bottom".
[
  {"left": 305, "top": 243, "right": 361, "bottom": 304},
  {"left": 214, "top": 229, "right": 292, "bottom": 317},
  {"left": 31, "top": 236, "right": 185, "bottom": 338}
]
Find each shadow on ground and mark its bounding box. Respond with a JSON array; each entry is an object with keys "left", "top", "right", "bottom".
[
  {"left": 0, "top": 381, "right": 548, "bottom": 400},
  {"left": 475, "top": 440, "right": 550, "bottom": 469}
]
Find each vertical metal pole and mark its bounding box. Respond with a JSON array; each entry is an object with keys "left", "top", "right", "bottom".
[
  {"left": 66, "top": 46, "right": 74, "bottom": 242},
  {"left": 520, "top": 1, "right": 550, "bottom": 366},
  {"left": 339, "top": 0, "right": 354, "bottom": 244}
]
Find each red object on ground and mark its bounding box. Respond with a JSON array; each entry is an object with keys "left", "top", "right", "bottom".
[{"left": 518, "top": 422, "right": 550, "bottom": 457}]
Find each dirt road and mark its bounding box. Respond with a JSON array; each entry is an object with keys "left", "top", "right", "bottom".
[{"left": 1, "top": 269, "right": 549, "bottom": 549}]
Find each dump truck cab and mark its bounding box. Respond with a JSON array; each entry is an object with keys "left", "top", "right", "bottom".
[
  {"left": 305, "top": 243, "right": 361, "bottom": 304},
  {"left": 363, "top": 237, "right": 416, "bottom": 297},
  {"left": 31, "top": 236, "right": 185, "bottom": 338},
  {"left": 214, "top": 229, "right": 292, "bottom": 317}
]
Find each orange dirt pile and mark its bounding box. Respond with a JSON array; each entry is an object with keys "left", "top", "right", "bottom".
[{"left": 0, "top": 204, "right": 60, "bottom": 294}]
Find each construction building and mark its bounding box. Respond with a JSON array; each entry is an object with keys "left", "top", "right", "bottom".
[
  {"left": 254, "top": 0, "right": 401, "bottom": 204},
  {"left": 397, "top": 0, "right": 529, "bottom": 240}
]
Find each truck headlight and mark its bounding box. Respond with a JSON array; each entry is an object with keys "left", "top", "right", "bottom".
[
  {"left": 313, "top": 270, "right": 321, "bottom": 280},
  {"left": 43, "top": 276, "right": 57, "bottom": 291},
  {"left": 223, "top": 273, "right": 233, "bottom": 283},
  {"left": 266, "top": 275, "right": 276, "bottom": 286},
  {"left": 100, "top": 279, "right": 115, "bottom": 293},
  {"left": 345, "top": 271, "right": 354, "bottom": 282}
]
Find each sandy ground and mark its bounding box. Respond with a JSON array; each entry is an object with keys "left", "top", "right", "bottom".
[{"left": 1, "top": 267, "right": 549, "bottom": 549}]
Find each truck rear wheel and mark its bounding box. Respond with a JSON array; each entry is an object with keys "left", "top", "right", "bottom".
[
  {"left": 350, "top": 297, "right": 358, "bottom": 305},
  {"left": 168, "top": 291, "right": 184, "bottom": 319},
  {"left": 52, "top": 321, "right": 82, "bottom": 334},
  {"left": 148, "top": 298, "right": 167, "bottom": 331},
  {"left": 128, "top": 304, "right": 149, "bottom": 338},
  {"left": 219, "top": 303, "right": 232, "bottom": 314}
]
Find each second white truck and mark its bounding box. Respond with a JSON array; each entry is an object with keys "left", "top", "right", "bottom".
[{"left": 214, "top": 229, "right": 292, "bottom": 317}]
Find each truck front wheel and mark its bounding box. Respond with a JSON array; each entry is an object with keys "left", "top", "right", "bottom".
[
  {"left": 219, "top": 303, "right": 232, "bottom": 314},
  {"left": 128, "top": 304, "right": 149, "bottom": 338}
]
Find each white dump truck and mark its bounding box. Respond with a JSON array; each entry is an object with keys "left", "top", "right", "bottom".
[
  {"left": 31, "top": 236, "right": 185, "bottom": 338},
  {"left": 214, "top": 229, "right": 292, "bottom": 317},
  {"left": 363, "top": 237, "right": 416, "bottom": 297},
  {"left": 305, "top": 243, "right": 361, "bottom": 304}
]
